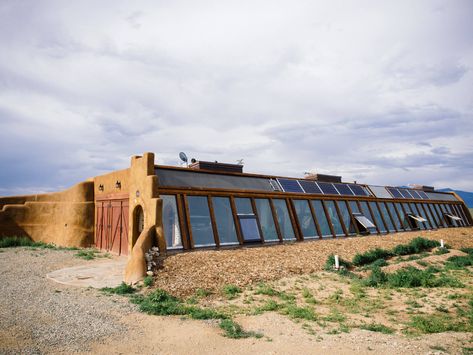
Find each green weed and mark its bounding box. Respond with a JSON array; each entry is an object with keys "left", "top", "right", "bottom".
[
  {"left": 143, "top": 275, "right": 154, "bottom": 287},
  {"left": 353, "top": 248, "right": 392, "bottom": 266},
  {"left": 282, "top": 305, "right": 317, "bottom": 321},
  {"left": 219, "top": 319, "right": 263, "bottom": 339},
  {"left": 101, "top": 282, "right": 136, "bottom": 295},
  {"left": 360, "top": 323, "right": 394, "bottom": 334},
  {"left": 222, "top": 284, "right": 242, "bottom": 299}
]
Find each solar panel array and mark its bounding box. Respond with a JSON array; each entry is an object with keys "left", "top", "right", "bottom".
[
  {"left": 386, "top": 187, "right": 429, "bottom": 200},
  {"left": 276, "top": 179, "right": 370, "bottom": 197}
]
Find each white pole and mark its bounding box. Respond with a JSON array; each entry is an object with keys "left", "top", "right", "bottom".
[
  {"left": 334, "top": 255, "right": 340, "bottom": 269},
  {"left": 440, "top": 239, "right": 444, "bottom": 248}
]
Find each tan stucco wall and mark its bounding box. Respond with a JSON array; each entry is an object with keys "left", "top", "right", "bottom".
[
  {"left": 93, "top": 168, "right": 130, "bottom": 198},
  {"left": 0, "top": 181, "right": 95, "bottom": 247}
]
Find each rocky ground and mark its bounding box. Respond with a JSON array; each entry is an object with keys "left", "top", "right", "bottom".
[{"left": 0, "top": 227, "right": 472, "bottom": 354}]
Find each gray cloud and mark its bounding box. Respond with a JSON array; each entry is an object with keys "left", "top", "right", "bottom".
[{"left": 0, "top": 0, "right": 472, "bottom": 194}]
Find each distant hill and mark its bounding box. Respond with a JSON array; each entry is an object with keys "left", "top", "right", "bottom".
[{"left": 438, "top": 188, "right": 473, "bottom": 208}]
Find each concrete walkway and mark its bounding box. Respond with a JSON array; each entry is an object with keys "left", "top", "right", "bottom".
[{"left": 46, "top": 257, "right": 128, "bottom": 288}]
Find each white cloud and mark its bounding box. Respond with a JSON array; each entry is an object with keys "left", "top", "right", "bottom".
[{"left": 0, "top": 0, "right": 472, "bottom": 194}]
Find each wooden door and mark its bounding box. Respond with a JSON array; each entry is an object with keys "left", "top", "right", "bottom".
[{"left": 95, "top": 198, "right": 129, "bottom": 256}]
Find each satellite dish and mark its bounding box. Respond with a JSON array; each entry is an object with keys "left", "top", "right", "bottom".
[{"left": 179, "top": 152, "right": 188, "bottom": 163}]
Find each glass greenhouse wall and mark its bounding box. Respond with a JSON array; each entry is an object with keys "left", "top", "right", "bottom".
[{"left": 155, "top": 166, "right": 472, "bottom": 251}]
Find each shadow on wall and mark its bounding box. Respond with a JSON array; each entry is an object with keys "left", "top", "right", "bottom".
[{"left": 0, "top": 181, "right": 95, "bottom": 247}]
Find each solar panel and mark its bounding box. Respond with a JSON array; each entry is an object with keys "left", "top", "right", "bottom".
[
  {"left": 399, "top": 189, "right": 414, "bottom": 199},
  {"left": 349, "top": 184, "right": 368, "bottom": 196},
  {"left": 298, "top": 180, "right": 322, "bottom": 194},
  {"left": 334, "top": 184, "right": 354, "bottom": 196},
  {"left": 317, "top": 182, "right": 339, "bottom": 195},
  {"left": 277, "top": 178, "right": 304, "bottom": 193},
  {"left": 409, "top": 190, "right": 422, "bottom": 199},
  {"left": 417, "top": 190, "right": 429, "bottom": 200},
  {"left": 387, "top": 187, "right": 403, "bottom": 198}
]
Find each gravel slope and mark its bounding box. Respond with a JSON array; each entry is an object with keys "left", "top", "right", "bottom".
[
  {"left": 154, "top": 227, "right": 473, "bottom": 296},
  {"left": 0, "top": 248, "right": 135, "bottom": 354}
]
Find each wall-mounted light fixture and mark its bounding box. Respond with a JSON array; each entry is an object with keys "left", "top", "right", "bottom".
[
  {"left": 115, "top": 181, "right": 121, "bottom": 189},
  {"left": 98, "top": 184, "right": 104, "bottom": 191}
]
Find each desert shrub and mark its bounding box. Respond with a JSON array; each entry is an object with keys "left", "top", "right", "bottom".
[
  {"left": 387, "top": 267, "right": 463, "bottom": 288},
  {"left": 368, "top": 258, "right": 388, "bottom": 268},
  {"left": 392, "top": 237, "right": 439, "bottom": 256},
  {"left": 460, "top": 247, "right": 473, "bottom": 255},
  {"left": 352, "top": 248, "right": 392, "bottom": 266},
  {"left": 363, "top": 266, "right": 388, "bottom": 287},
  {"left": 445, "top": 255, "right": 473, "bottom": 270}
]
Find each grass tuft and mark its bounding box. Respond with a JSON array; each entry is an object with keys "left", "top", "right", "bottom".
[
  {"left": 219, "top": 319, "right": 263, "bottom": 339},
  {"left": 360, "top": 323, "right": 394, "bottom": 334},
  {"left": 353, "top": 248, "right": 392, "bottom": 266},
  {"left": 222, "top": 284, "right": 242, "bottom": 299}
]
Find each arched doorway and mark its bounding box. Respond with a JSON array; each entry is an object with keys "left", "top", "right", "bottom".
[{"left": 132, "top": 205, "right": 144, "bottom": 247}]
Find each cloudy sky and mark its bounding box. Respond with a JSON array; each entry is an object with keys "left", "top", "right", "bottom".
[{"left": 1, "top": 0, "right": 472, "bottom": 195}]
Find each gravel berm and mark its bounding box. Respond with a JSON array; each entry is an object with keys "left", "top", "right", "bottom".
[
  {"left": 0, "top": 249, "right": 135, "bottom": 354},
  {"left": 153, "top": 227, "right": 473, "bottom": 297}
]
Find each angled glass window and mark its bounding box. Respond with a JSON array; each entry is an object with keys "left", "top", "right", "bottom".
[
  {"left": 453, "top": 205, "right": 467, "bottom": 227},
  {"left": 353, "top": 213, "right": 377, "bottom": 233},
  {"left": 273, "top": 199, "right": 296, "bottom": 240},
  {"left": 325, "top": 200, "right": 345, "bottom": 236},
  {"left": 338, "top": 201, "right": 356, "bottom": 235},
  {"left": 311, "top": 200, "right": 332, "bottom": 237},
  {"left": 410, "top": 203, "right": 426, "bottom": 230},
  {"left": 410, "top": 190, "right": 423, "bottom": 199},
  {"left": 417, "top": 190, "right": 429, "bottom": 200},
  {"left": 212, "top": 197, "right": 239, "bottom": 245},
  {"left": 187, "top": 196, "right": 215, "bottom": 247},
  {"left": 369, "top": 202, "right": 387, "bottom": 233},
  {"left": 425, "top": 204, "right": 439, "bottom": 228},
  {"left": 445, "top": 204, "right": 460, "bottom": 227},
  {"left": 379, "top": 202, "right": 395, "bottom": 232},
  {"left": 386, "top": 202, "right": 402, "bottom": 231},
  {"left": 360, "top": 202, "right": 377, "bottom": 231},
  {"left": 255, "top": 199, "right": 279, "bottom": 242},
  {"left": 234, "top": 197, "right": 254, "bottom": 215},
  {"left": 156, "top": 168, "right": 273, "bottom": 191},
  {"left": 293, "top": 200, "right": 318, "bottom": 239},
  {"left": 395, "top": 203, "right": 410, "bottom": 230},
  {"left": 161, "top": 195, "right": 183, "bottom": 250},
  {"left": 416, "top": 204, "right": 432, "bottom": 229},
  {"left": 369, "top": 186, "right": 393, "bottom": 199},
  {"left": 348, "top": 200, "right": 360, "bottom": 213},
  {"left": 239, "top": 215, "right": 261, "bottom": 242},
  {"left": 433, "top": 204, "right": 447, "bottom": 227}
]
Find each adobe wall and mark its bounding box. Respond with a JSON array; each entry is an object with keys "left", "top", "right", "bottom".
[
  {"left": 0, "top": 181, "right": 95, "bottom": 247},
  {"left": 93, "top": 169, "right": 130, "bottom": 198}
]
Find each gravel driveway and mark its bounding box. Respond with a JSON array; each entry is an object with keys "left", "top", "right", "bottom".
[{"left": 0, "top": 248, "right": 135, "bottom": 354}]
